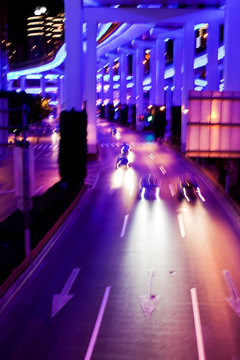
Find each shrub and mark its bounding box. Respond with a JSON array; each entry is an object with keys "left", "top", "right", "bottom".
[{"left": 0, "top": 181, "right": 82, "bottom": 284}]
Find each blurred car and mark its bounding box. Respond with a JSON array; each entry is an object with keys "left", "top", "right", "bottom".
[
  {"left": 111, "top": 126, "right": 118, "bottom": 136},
  {"left": 8, "top": 133, "right": 16, "bottom": 145},
  {"left": 138, "top": 173, "right": 160, "bottom": 200},
  {"left": 120, "top": 142, "right": 131, "bottom": 156},
  {"left": 177, "top": 174, "right": 205, "bottom": 202},
  {"left": 116, "top": 155, "right": 130, "bottom": 169}
]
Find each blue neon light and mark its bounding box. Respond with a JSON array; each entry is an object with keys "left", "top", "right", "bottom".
[{"left": 7, "top": 44, "right": 66, "bottom": 80}]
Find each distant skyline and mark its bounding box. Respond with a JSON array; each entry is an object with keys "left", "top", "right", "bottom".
[{"left": 7, "top": 0, "right": 64, "bottom": 62}]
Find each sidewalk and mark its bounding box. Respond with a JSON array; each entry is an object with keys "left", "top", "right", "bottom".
[
  {"left": 0, "top": 150, "right": 17, "bottom": 222},
  {"left": 0, "top": 145, "right": 100, "bottom": 223}
]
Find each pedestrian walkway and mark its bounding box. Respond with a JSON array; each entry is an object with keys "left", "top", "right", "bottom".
[
  {"left": 0, "top": 143, "right": 100, "bottom": 223},
  {"left": 98, "top": 140, "right": 157, "bottom": 149}
]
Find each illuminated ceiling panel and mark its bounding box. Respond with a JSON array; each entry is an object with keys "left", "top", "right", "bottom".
[{"left": 83, "top": 0, "right": 225, "bottom": 7}]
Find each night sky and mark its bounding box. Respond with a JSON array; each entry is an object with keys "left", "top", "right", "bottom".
[{"left": 7, "top": 0, "right": 64, "bottom": 60}]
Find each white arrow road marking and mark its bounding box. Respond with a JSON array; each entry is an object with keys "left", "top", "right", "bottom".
[
  {"left": 223, "top": 269, "right": 240, "bottom": 317},
  {"left": 84, "top": 286, "right": 111, "bottom": 360},
  {"left": 51, "top": 267, "right": 80, "bottom": 318},
  {"left": 120, "top": 214, "right": 129, "bottom": 238},
  {"left": 139, "top": 269, "right": 160, "bottom": 320},
  {"left": 159, "top": 165, "right": 167, "bottom": 175},
  {"left": 191, "top": 288, "right": 206, "bottom": 360}
]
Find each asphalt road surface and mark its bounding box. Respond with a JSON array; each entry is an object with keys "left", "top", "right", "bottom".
[{"left": 0, "top": 119, "right": 240, "bottom": 360}]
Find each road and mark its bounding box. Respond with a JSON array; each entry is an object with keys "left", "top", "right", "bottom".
[{"left": 0, "top": 119, "right": 240, "bottom": 359}]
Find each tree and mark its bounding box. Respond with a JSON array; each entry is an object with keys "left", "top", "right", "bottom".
[
  {"left": 0, "top": 90, "right": 52, "bottom": 133},
  {"left": 58, "top": 109, "right": 87, "bottom": 187}
]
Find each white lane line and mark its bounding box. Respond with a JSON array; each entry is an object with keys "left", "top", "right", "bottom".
[
  {"left": 84, "top": 286, "right": 111, "bottom": 360},
  {"left": 223, "top": 269, "right": 239, "bottom": 299},
  {"left": 169, "top": 183, "right": 175, "bottom": 196},
  {"left": 149, "top": 154, "right": 154, "bottom": 160},
  {"left": 0, "top": 188, "right": 15, "bottom": 194},
  {"left": 191, "top": 288, "right": 206, "bottom": 360},
  {"left": 120, "top": 214, "right": 129, "bottom": 238},
  {"left": 177, "top": 213, "right": 185, "bottom": 238},
  {"left": 159, "top": 165, "right": 167, "bottom": 175},
  {"left": 92, "top": 172, "right": 99, "bottom": 190}
]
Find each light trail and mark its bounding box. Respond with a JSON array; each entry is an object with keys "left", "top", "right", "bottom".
[{"left": 177, "top": 213, "right": 185, "bottom": 238}]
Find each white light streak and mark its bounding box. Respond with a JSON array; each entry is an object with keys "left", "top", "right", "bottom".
[
  {"left": 159, "top": 165, "right": 167, "bottom": 175},
  {"left": 177, "top": 213, "right": 185, "bottom": 238},
  {"left": 169, "top": 183, "right": 175, "bottom": 196}
]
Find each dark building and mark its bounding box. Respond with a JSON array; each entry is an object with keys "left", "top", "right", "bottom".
[{"left": 27, "top": 6, "right": 64, "bottom": 60}]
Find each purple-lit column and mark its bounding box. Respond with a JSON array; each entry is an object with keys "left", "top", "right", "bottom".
[
  {"left": 150, "top": 47, "right": 156, "bottom": 106},
  {"left": 120, "top": 52, "right": 127, "bottom": 104},
  {"left": 40, "top": 75, "right": 46, "bottom": 98},
  {"left": 7, "top": 80, "right": 13, "bottom": 91},
  {"left": 64, "top": 0, "right": 84, "bottom": 110},
  {"left": 172, "top": 38, "right": 182, "bottom": 106},
  {"left": 136, "top": 46, "right": 144, "bottom": 130},
  {"left": 182, "top": 22, "right": 195, "bottom": 152},
  {"left": 131, "top": 52, "right": 136, "bottom": 105},
  {"left": 156, "top": 37, "right": 165, "bottom": 106},
  {"left": 60, "top": 76, "right": 65, "bottom": 110},
  {"left": 20, "top": 76, "right": 26, "bottom": 92},
  {"left": 107, "top": 55, "right": 114, "bottom": 105},
  {"left": 165, "top": 84, "right": 172, "bottom": 138},
  {"left": 101, "top": 67, "right": 105, "bottom": 105},
  {"left": 57, "top": 75, "right": 65, "bottom": 115},
  {"left": 206, "top": 22, "right": 220, "bottom": 91},
  {"left": 224, "top": 0, "right": 240, "bottom": 91},
  {"left": 85, "top": 20, "right": 97, "bottom": 154}
]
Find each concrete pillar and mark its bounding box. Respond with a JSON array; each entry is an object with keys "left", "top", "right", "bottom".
[
  {"left": 20, "top": 76, "right": 26, "bottom": 92},
  {"left": 120, "top": 52, "right": 127, "bottom": 104},
  {"left": 7, "top": 80, "right": 13, "bottom": 91},
  {"left": 182, "top": 22, "right": 195, "bottom": 152},
  {"left": 206, "top": 22, "right": 220, "bottom": 91},
  {"left": 108, "top": 56, "right": 114, "bottom": 104},
  {"left": 172, "top": 38, "right": 182, "bottom": 106},
  {"left": 150, "top": 47, "right": 156, "bottom": 105},
  {"left": 101, "top": 67, "right": 105, "bottom": 105},
  {"left": 85, "top": 20, "right": 97, "bottom": 154},
  {"left": 156, "top": 38, "right": 165, "bottom": 105},
  {"left": 131, "top": 52, "right": 136, "bottom": 105},
  {"left": 59, "top": 76, "right": 65, "bottom": 110},
  {"left": 165, "top": 85, "right": 172, "bottom": 138},
  {"left": 136, "top": 46, "right": 144, "bottom": 130},
  {"left": 64, "top": 0, "right": 84, "bottom": 110},
  {"left": 224, "top": 0, "right": 240, "bottom": 91},
  {"left": 40, "top": 75, "right": 46, "bottom": 98},
  {"left": 57, "top": 75, "right": 65, "bottom": 115}
]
